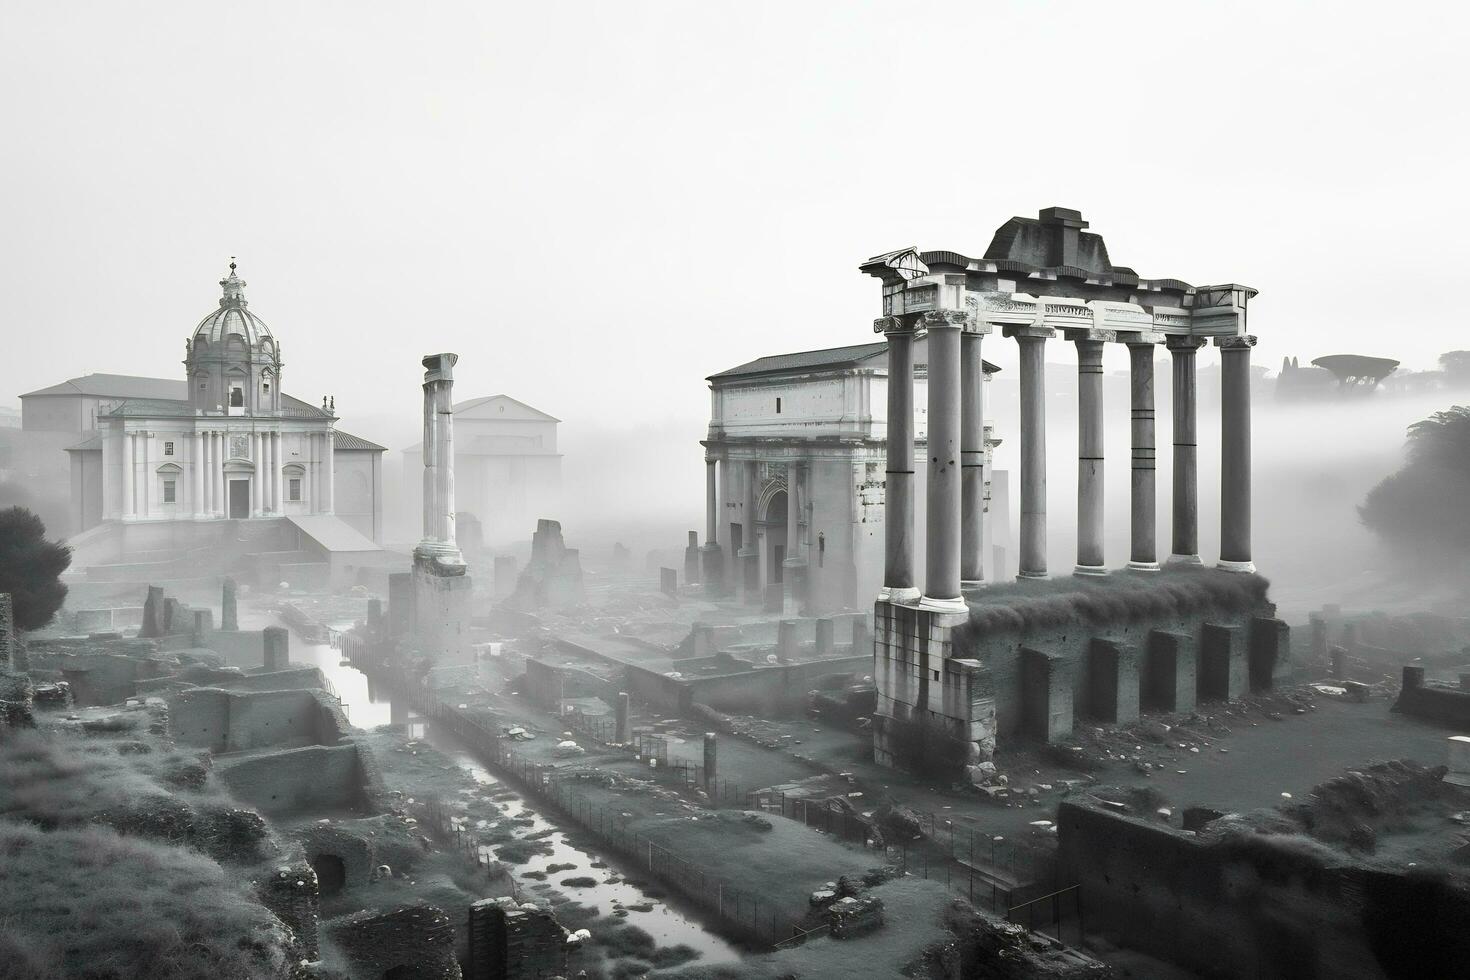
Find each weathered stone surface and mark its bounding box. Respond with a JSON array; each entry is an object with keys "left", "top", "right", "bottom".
[{"left": 220, "top": 577, "right": 239, "bottom": 631}]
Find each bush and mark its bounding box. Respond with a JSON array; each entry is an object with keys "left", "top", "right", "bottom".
[
  {"left": 1361, "top": 407, "right": 1470, "bottom": 562},
  {"left": 0, "top": 507, "right": 70, "bottom": 631}
]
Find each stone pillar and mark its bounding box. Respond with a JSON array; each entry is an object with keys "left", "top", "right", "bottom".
[
  {"left": 212, "top": 432, "right": 224, "bottom": 516},
  {"left": 922, "top": 310, "right": 966, "bottom": 611},
  {"left": 274, "top": 432, "right": 284, "bottom": 514},
  {"left": 220, "top": 577, "right": 238, "bottom": 631},
  {"left": 851, "top": 616, "right": 869, "bottom": 655},
  {"left": 703, "top": 732, "right": 718, "bottom": 793},
  {"left": 1167, "top": 336, "right": 1207, "bottom": 564},
  {"left": 879, "top": 322, "right": 918, "bottom": 602},
  {"left": 684, "top": 530, "right": 701, "bottom": 585},
  {"left": 1125, "top": 337, "right": 1161, "bottom": 570},
  {"left": 777, "top": 620, "right": 799, "bottom": 661},
  {"left": 1217, "top": 335, "right": 1257, "bottom": 572},
  {"left": 701, "top": 456, "right": 724, "bottom": 592},
  {"left": 324, "top": 430, "right": 336, "bottom": 515},
  {"left": 1068, "top": 331, "right": 1111, "bottom": 576},
  {"left": 615, "top": 692, "right": 631, "bottom": 744},
  {"left": 740, "top": 459, "right": 759, "bottom": 604},
  {"left": 1006, "top": 326, "right": 1055, "bottom": 579},
  {"left": 193, "top": 431, "right": 205, "bottom": 518},
  {"left": 782, "top": 461, "right": 805, "bottom": 609},
  {"left": 960, "top": 328, "right": 988, "bottom": 587},
  {"left": 123, "top": 432, "right": 135, "bottom": 518},
  {"left": 1145, "top": 630, "right": 1196, "bottom": 713},
  {"left": 263, "top": 626, "right": 289, "bottom": 671},
  {"left": 250, "top": 432, "right": 262, "bottom": 517},
  {"left": 1200, "top": 623, "right": 1247, "bottom": 701},
  {"left": 414, "top": 354, "right": 464, "bottom": 568}
]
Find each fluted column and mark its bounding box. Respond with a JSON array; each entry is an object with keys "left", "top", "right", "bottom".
[
  {"left": 921, "top": 310, "right": 967, "bottom": 611},
  {"left": 137, "top": 432, "right": 149, "bottom": 516},
  {"left": 878, "top": 319, "right": 918, "bottom": 603},
  {"left": 123, "top": 432, "right": 135, "bottom": 518},
  {"left": 215, "top": 432, "right": 226, "bottom": 517},
  {"left": 1218, "top": 335, "right": 1257, "bottom": 572},
  {"left": 1005, "top": 325, "right": 1055, "bottom": 579},
  {"left": 1124, "top": 336, "right": 1162, "bottom": 570},
  {"left": 249, "top": 432, "right": 261, "bottom": 517},
  {"left": 1167, "top": 336, "right": 1207, "bottom": 564},
  {"left": 960, "top": 328, "right": 989, "bottom": 587},
  {"left": 275, "top": 433, "right": 284, "bottom": 514},
  {"left": 1068, "top": 330, "right": 1112, "bottom": 576}
]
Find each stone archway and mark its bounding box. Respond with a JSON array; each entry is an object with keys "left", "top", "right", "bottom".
[
  {"left": 310, "top": 853, "right": 347, "bottom": 896},
  {"left": 763, "top": 489, "right": 788, "bottom": 585}
]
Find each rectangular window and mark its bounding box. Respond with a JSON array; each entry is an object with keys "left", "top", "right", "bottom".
[
  {"left": 776, "top": 397, "right": 782, "bottom": 414},
  {"left": 163, "top": 480, "right": 176, "bottom": 503},
  {"left": 289, "top": 478, "right": 302, "bottom": 502},
  {"left": 164, "top": 441, "right": 174, "bottom": 456}
]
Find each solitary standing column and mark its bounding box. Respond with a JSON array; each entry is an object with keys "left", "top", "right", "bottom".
[
  {"left": 1004, "top": 326, "right": 1056, "bottom": 579},
  {"left": 1217, "top": 335, "right": 1257, "bottom": 572},
  {"left": 700, "top": 455, "right": 724, "bottom": 592},
  {"left": 1124, "top": 335, "right": 1163, "bottom": 570},
  {"left": 1167, "top": 336, "right": 1207, "bottom": 564},
  {"left": 960, "top": 326, "right": 990, "bottom": 588},
  {"left": 415, "top": 354, "right": 464, "bottom": 567},
  {"left": 1068, "top": 330, "right": 1113, "bottom": 575},
  {"left": 922, "top": 310, "right": 967, "bottom": 610},
  {"left": 704, "top": 457, "right": 719, "bottom": 549},
  {"left": 123, "top": 432, "right": 135, "bottom": 518},
  {"left": 878, "top": 318, "right": 919, "bottom": 603},
  {"left": 740, "top": 459, "right": 759, "bottom": 603}
]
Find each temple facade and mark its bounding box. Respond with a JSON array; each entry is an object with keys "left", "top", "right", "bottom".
[{"left": 702, "top": 342, "right": 1001, "bottom": 615}]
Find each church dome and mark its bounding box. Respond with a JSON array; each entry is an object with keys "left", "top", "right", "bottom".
[{"left": 192, "top": 260, "right": 274, "bottom": 347}]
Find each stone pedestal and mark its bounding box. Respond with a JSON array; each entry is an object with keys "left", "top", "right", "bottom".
[
  {"left": 815, "top": 618, "right": 835, "bottom": 657},
  {"left": 703, "top": 732, "right": 718, "bottom": 792},
  {"left": 700, "top": 544, "right": 724, "bottom": 596},
  {"left": 1021, "top": 647, "right": 1074, "bottom": 743},
  {"left": 1145, "top": 630, "right": 1196, "bottom": 713},
  {"left": 615, "top": 692, "right": 631, "bottom": 744},
  {"left": 777, "top": 620, "right": 799, "bottom": 662},
  {"left": 1087, "top": 639, "right": 1140, "bottom": 723},
  {"left": 684, "top": 530, "right": 701, "bottom": 585},
  {"left": 659, "top": 567, "right": 678, "bottom": 598},
  {"left": 412, "top": 559, "right": 475, "bottom": 666},
  {"left": 263, "top": 626, "right": 289, "bottom": 671},
  {"left": 1199, "top": 623, "right": 1247, "bottom": 701},
  {"left": 220, "top": 577, "right": 239, "bottom": 631}
]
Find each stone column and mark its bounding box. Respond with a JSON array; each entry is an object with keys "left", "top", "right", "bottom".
[
  {"left": 122, "top": 432, "right": 135, "bottom": 518},
  {"left": 1167, "top": 336, "right": 1207, "bottom": 564},
  {"left": 1005, "top": 326, "right": 1056, "bottom": 579},
  {"left": 879, "top": 320, "right": 918, "bottom": 602},
  {"left": 1125, "top": 336, "right": 1162, "bottom": 570},
  {"left": 414, "top": 354, "right": 465, "bottom": 568},
  {"left": 784, "top": 462, "right": 801, "bottom": 561},
  {"left": 1068, "top": 331, "right": 1111, "bottom": 575},
  {"left": 201, "top": 431, "right": 212, "bottom": 516},
  {"left": 704, "top": 457, "right": 719, "bottom": 547},
  {"left": 263, "top": 430, "right": 273, "bottom": 513},
  {"left": 251, "top": 432, "right": 263, "bottom": 517},
  {"left": 324, "top": 430, "right": 335, "bottom": 515},
  {"left": 922, "top": 310, "right": 966, "bottom": 610},
  {"left": 960, "top": 328, "right": 988, "bottom": 587},
  {"left": 193, "top": 431, "right": 205, "bottom": 518},
  {"left": 1218, "top": 335, "right": 1257, "bottom": 572},
  {"left": 740, "top": 458, "right": 759, "bottom": 604},
  {"left": 216, "top": 432, "right": 226, "bottom": 517},
  {"left": 273, "top": 432, "right": 283, "bottom": 513}
]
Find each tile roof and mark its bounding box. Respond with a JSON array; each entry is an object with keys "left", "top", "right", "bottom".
[
  {"left": 22, "top": 374, "right": 187, "bottom": 400},
  {"left": 333, "top": 430, "right": 386, "bottom": 452},
  {"left": 709, "top": 342, "right": 889, "bottom": 380}
]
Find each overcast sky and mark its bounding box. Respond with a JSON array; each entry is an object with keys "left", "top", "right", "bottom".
[{"left": 3, "top": 0, "right": 1466, "bottom": 455}]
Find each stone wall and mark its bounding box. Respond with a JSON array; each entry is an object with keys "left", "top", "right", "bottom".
[
  {"left": 217, "top": 742, "right": 366, "bottom": 817},
  {"left": 169, "top": 688, "right": 346, "bottom": 754},
  {"left": 1057, "top": 799, "right": 1470, "bottom": 980},
  {"left": 326, "top": 904, "right": 462, "bottom": 980},
  {"left": 625, "top": 655, "right": 871, "bottom": 716},
  {"left": 1393, "top": 666, "right": 1470, "bottom": 728}
]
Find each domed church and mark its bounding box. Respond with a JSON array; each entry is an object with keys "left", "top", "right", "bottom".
[{"left": 34, "top": 262, "right": 389, "bottom": 583}]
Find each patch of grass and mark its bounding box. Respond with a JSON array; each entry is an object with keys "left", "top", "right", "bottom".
[
  {"left": 0, "top": 822, "right": 290, "bottom": 979},
  {"left": 647, "top": 944, "right": 701, "bottom": 968},
  {"left": 546, "top": 862, "right": 577, "bottom": 874},
  {"left": 496, "top": 838, "right": 555, "bottom": 864},
  {"left": 560, "top": 876, "right": 598, "bottom": 888}
]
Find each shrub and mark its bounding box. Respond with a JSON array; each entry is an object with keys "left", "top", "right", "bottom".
[{"left": 0, "top": 507, "right": 70, "bottom": 631}]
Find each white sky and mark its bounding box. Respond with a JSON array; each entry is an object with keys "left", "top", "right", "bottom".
[{"left": 3, "top": 0, "right": 1467, "bottom": 460}]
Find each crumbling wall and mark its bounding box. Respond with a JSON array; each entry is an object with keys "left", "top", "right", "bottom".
[
  {"left": 326, "top": 904, "right": 461, "bottom": 980},
  {"left": 169, "top": 688, "right": 345, "bottom": 753},
  {"left": 1393, "top": 666, "right": 1470, "bottom": 727},
  {"left": 217, "top": 743, "right": 366, "bottom": 817},
  {"left": 1057, "top": 799, "right": 1470, "bottom": 979}
]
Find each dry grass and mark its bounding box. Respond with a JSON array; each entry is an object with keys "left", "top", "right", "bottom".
[{"left": 0, "top": 822, "right": 291, "bottom": 980}]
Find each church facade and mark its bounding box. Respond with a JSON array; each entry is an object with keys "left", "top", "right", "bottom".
[{"left": 25, "top": 263, "right": 387, "bottom": 579}]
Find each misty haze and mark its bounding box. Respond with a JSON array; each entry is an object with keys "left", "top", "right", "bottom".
[{"left": 3, "top": 3, "right": 1470, "bottom": 980}]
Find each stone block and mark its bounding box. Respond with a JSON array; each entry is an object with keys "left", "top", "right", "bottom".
[
  {"left": 684, "top": 530, "right": 701, "bottom": 585},
  {"left": 220, "top": 578, "right": 239, "bottom": 631},
  {"left": 1087, "top": 638, "right": 1140, "bottom": 724},
  {"left": 263, "top": 626, "right": 289, "bottom": 671},
  {"left": 1199, "top": 623, "right": 1247, "bottom": 702},
  {"left": 1145, "top": 630, "right": 1196, "bottom": 713},
  {"left": 815, "top": 618, "right": 835, "bottom": 657},
  {"left": 777, "top": 620, "right": 800, "bottom": 662},
  {"left": 703, "top": 732, "right": 717, "bottom": 788},
  {"left": 700, "top": 544, "right": 724, "bottom": 596},
  {"left": 659, "top": 566, "right": 678, "bottom": 598},
  {"left": 1403, "top": 665, "right": 1425, "bottom": 690},
  {"left": 1248, "top": 616, "right": 1291, "bottom": 692},
  {"left": 1021, "top": 647, "right": 1074, "bottom": 743},
  {"left": 140, "top": 585, "right": 166, "bottom": 638}
]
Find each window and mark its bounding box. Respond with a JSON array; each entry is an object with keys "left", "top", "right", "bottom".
[
  {"left": 289, "top": 478, "right": 302, "bottom": 502},
  {"left": 932, "top": 670, "right": 940, "bottom": 681},
  {"left": 818, "top": 532, "right": 825, "bottom": 568},
  {"left": 776, "top": 397, "right": 782, "bottom": 414},
  {"left": 163, "top": 480, "right": 176, "bottom": 503},
  {"left": 262, "top": 380, "right": 271, "bottom": 394},
  {"left": 164, "top": 441, "right": 174, "bottom": 456},
  {"left": 230, "top": 386, "right": 244, "bottom": 407}
]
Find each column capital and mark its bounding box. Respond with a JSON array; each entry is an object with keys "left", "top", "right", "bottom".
[
  {"left": 1165, "top": 334, "right": 1209, "bottom": 352},
  {"left": 1002, "top": 324, "right": 1056, "bottom": 341},
  {"left": 1062, "top": 328, "right": 1117, "bottom": 345},
  {"left": 919, "top": 309, "right": 972, "bottom": 331},
  {"left": 873, "top": 315, "right": 915, "bottom": 335},
  {"left": 1215, "top": 334, "right": 1258, "bottom": 350},
  {"left": 1117, "top": 330, "right": 1165, "bottom": 347}
]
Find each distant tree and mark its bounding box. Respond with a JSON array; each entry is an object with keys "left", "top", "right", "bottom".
[
  {"left": 0, "top": 506, "right": 71, "bottom": 630},
  {"left": 1440, "top": 351, "right": 1470, "bottom": 387},
  {"left": 1360, "top": 407, "right": 1470, "bottom": 559}
]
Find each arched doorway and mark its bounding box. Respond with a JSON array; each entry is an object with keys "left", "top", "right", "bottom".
[
  {"left": 310, "top": 853, "right": 347, "bottom": 896},
  {"left": 763, "top": 490, "right": 789, "bottom": 585}
]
